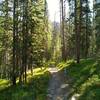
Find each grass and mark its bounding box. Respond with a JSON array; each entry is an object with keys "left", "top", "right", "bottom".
[
  {"left": 57, "top": 58, "right": 100, "bottom": 100},
  {"left": 0, "top": 67, "right": 51, "bottom": 100},
  {"left": 1, "top": 59, "right": 100, "bottom": 100}
]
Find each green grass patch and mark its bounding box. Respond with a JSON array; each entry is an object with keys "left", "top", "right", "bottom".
[
  {"left": 0, "top": 68, "right": 51, "bottom": 100},
  {"left": 57, "top": 58, "right": 100, "bottom": 100}
]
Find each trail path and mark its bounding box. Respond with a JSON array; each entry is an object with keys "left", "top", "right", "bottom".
[{"left": 47, "top": 67, "right": 70, "bottom": 100}]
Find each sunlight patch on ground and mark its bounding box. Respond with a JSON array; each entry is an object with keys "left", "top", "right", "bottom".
[
  {"left": 71, "top": 94, "right": 80, "bottom": 100},
  {"left": 25, "top": 67, "right": 49, "bottom": 82},
  {"left": 48, "top": 67, "right": 58, "bottom": 73},
  {"left": 0, "top": 67, "right": 50, "bottom": 100},
  {"left": 61, "top": 84, "right": 69, "bottom": 89},
  {"left": 33, "top": 68, "right": 47, "bottom": 74},
  {"left": 0, "top": 79, "right": 10, "bottom": 90},
  {"left": 57, "top": 60, "right": 74, "bottom": 71}
]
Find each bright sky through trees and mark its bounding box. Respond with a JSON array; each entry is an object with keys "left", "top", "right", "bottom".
[
  {"left": 47, "top": 0, "right": 60, "bottom": 22},
  {"left": 47, "top": 0, "right": 93, "bottom": 22}
]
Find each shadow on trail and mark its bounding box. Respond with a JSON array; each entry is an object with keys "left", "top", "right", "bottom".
[
  {"left": 47, "top": 67, "right": 70, "bottom": 100},
  {"left": 65, "top": 59, "right": 100, "bottom": 100}
]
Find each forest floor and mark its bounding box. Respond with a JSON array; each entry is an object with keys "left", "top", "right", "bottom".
[
  {"left": 0, "top": 58, "right": 100, "bottom": 100},
  {"left": 0, "top": 68, "right": 50, "bottom": 100},
  {"left": 47, "top": 58, "right": 100, "bottom": 100},
  {"left": 47, "top": 67, "right": 70, "bottom": 100},
  {"left": 56, "top": 58, "right": 100, "bottom": 100}
]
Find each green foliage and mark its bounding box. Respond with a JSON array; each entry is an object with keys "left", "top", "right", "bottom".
[
  {"left": 57, "top": 58, "right": 100, "bottom": 100},
  {"left": 0, "top": 0, "right": 51, "bottom": 81},
  {"left": 0, "top": 68, "right": 51, "bottom": 100}
]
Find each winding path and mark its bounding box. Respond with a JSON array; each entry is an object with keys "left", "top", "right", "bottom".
[{"left": 47, "top": 67, "right": 70, "bottom": 100}]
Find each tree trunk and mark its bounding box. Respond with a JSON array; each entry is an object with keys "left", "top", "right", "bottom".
[{"left": 61, "top": 0, "right": 66, "bottom": 61}]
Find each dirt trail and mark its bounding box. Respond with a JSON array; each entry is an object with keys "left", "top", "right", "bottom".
[{"left": 47, "top": 67, "right": 70, "bottom": 100}]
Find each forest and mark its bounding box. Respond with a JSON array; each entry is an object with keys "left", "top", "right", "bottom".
[{"left": 0, "top": 0, "right": 100, "bottom": 100}]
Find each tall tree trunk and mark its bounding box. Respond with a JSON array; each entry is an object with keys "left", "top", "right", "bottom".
[
  {"left": 75, "top": 0, "right": 82, "bottom": 63},
  {"left": 85, "top": 0, "right": 89, "bottom": 58},
  {"left": 61, "top": 0, "right": 66, "bottom": 61},
  {"left": 12, "top": 0, "right": 17, "bottom": 85},
  {"left": 22, "top": 0, "right": 28, "bottom": 83}
]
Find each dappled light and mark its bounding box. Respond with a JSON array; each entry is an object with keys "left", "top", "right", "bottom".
[
  {"left": 0, "top": 0, "right": 100, "bottom": 99},
  {"left": 0, "top": 68, "right": 51, "bottom": 100}
]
